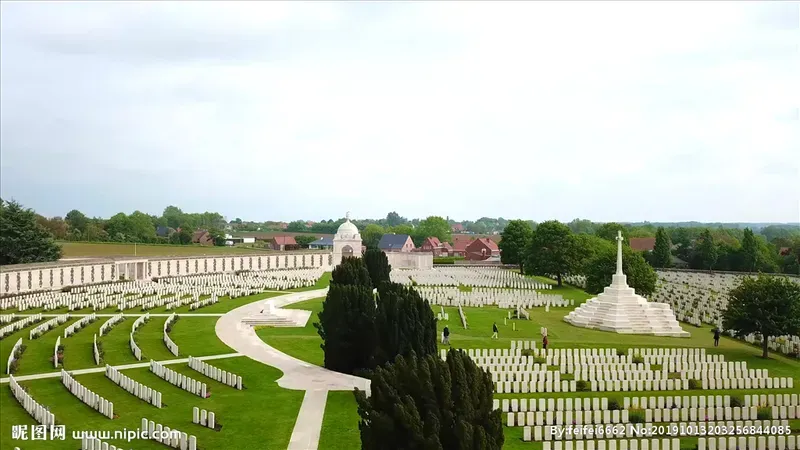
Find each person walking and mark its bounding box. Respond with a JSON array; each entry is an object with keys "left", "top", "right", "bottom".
[
  {"left": 713, "top": 328, "right": 721, "bottom": 347},
  {"left": 492, "top": 322, "right": 499, "bottom": 339},
  {"left": 543, "top": 334, "right": 549, "bottom": 350},
  {"left": 443, "top": 326, "right": 450, "bottom": 345}
]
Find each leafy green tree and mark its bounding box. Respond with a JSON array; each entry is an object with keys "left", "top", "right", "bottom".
[
  {"left": 413, "top": 216, "right": 451, "bottom": 246},
  {"left": 161, "top": 206, "right": 185, "bottom": 229},
  {"left": 595, "top": 222, "right": 628, "bottom": 242},
  {"left": 36, "top": 215, "right": 68, "bottom": 240},
  {"left": 651, "top": 227, "right": 673, "bottom": 268},
  {"left": 373, "top": 282, "right": 437, "bottom": 367},
  {"left": 525, "top": 220, "right": 578, "bottom": 286},
  {"left": 363, "top": 249, "right": 391, "bottom": 289},
  {"left": 0, "top": 199, "right": 63, "bottom": 265},
  {"left": 499, "top": 219, "right": 533, "bottom": 273},
  {"left": 314, "top": 284, "right": 377, "bottom": 374},
  {"left": 361, "top": 224, "right": 385, "bottom": 249},
  {"left": 354, "top": 349, "right": 503, "bottom": 450},
  {"left": 385, "top": 211, "right": 407, "bottom": 228},
  {"left": 389, "top": 224, "right": 414, "bottom": 236},
  {"left": 65, "top": 209, "right": 89, "bottom": 234},
  {"left": 583, "top": 245, "right": 657, "bottom": 296},
  {"left": 331, "top": 256, "right": 372, "bottom": 288},
  {"left": 567, "top": 218, "right": 596, "bottom": 235},
  {"left": 740, "top": 228, "right": 759, "bottom": 272},
  {"left": 694, "top": 229, "right": 719, "bottom": 270},
  {"left": 177, "top": 228, "right": 193, "bottom": 245},
  {"left": 294, "top": 235, "right": 317, "bottom": 247},
  {"left": 286, "top": 220, "right": 308, "bottom": 232},
  {"left": 573, "top": 234, "right": 614, "bottom": 274},
  {"left": 723, "top": 275, "right": 800, "bottom": 358},
  {"left": 208, "top": 228, "right": 226, "bottom": 246},
  {"left": 129, "top": 211, "right": 156, "bottom": 242},
  {"left": 104, "top": 213, "right": 135, "bottom": 241}
]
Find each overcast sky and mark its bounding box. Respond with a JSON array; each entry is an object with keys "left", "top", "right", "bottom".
[{"left": 1, "top": 1, "right": 798, "bottom": 223}]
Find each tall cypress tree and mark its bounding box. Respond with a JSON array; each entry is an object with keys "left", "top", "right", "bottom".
[
  {"left": 331, "top": 256, "right": 372, "bottom": 287},
  {"left": 314, "top": 284, "right": 376, "bottom": 374},
  {"left": 740, "top": 228, "right": 759, "bottom": 272},
  {"left": 355, "top": 349, "right": 503, "bottom": 450},
  {"left": 651, "top": 227, "right": 672, "bottom": 268},
  {"left": 363, "top": 248, "right": 392, "bottom": 289},
  {"left": 374, "top": 282, "right": 437, "bottom": 367}
]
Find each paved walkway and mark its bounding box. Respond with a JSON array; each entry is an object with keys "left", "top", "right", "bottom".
[
  {"left": 0, "top": 352, "right": 243, "bottom": 384},
  {"left": 214, "top": 288, "right": 370, "bottom": 450}
]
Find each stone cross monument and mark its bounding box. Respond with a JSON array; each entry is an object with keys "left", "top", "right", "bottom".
[{"left": 616, "top": 230, "right": 624, "bottom": 275}]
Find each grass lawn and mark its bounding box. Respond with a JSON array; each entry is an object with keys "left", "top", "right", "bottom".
[
  {"left": 0, "top": 358, "right": 304, "bottom": 450},
  {"left": 99, "top": 315, "right": 139, "bottom": 367},
  {"left": 255, "top": 298, "right": 325, "bottom": 366},
  {"left": 286, "top": 272, "right": 331, "bottom": 292},
  {"left": 11, "top": 316, "right": 85, "bottom": 376},
  {"left": 319, "top": 391, "right": 361, "bottom": 450},
  {"left": 169, "top": 316, "right": 233, "bottom": 356},
  {"left": 59, "top": 241, "right": 271, "bottom": 258}
]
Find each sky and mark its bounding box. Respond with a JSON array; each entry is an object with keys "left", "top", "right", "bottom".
[{"left": 1, "top": 1, "right": 798, "bottom": 224}]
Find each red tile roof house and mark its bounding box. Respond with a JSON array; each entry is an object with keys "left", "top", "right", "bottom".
[
  {"left": 451, "top": 235, "right": 473, "bottom": 257},
  {"left": 629, "top": 237, "right": 656, "bottom": 252},
  {"left": 452, "top": 223, "right": 465, "bottom": 233},
  {"left": 270, "top": 235, "right": 297, "bottom": 251},
  {"left": 420, "top": 237, "right": 450, "bottom": 256},
  {"left": 465, "top": 238, "right": 501, "bottom": 261},
  {"left": 192, "top": 230, "right": 214, "bottom": 246}
]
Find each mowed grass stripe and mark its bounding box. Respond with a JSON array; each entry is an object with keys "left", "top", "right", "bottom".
[{"left": 62, "top": 317, "right": 104, "bottom": 370}]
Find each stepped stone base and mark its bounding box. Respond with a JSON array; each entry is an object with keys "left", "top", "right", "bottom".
[
  {"left": 241, "top": 314, "right": 298, "bottom": 327},
  {"left": 564, "top": 274, "right": 690, "bottom": 338}
]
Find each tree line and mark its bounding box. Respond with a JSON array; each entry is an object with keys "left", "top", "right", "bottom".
[
  {"left": 315, "top": 251, "right": 503, "bottom": 448},
  {"left": 500, "top": 220, "right": 800, "bottom": 281}
]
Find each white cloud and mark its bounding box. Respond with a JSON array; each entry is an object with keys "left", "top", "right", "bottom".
[{"left": 1, "top": 1, "right": 797, "bottom": 223}]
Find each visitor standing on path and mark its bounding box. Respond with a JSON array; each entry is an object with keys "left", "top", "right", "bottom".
[
  {"left": 713, "top": 328, "right": 721, "bottom": 347},
  {"left": 492, "top": 322, "right": 499, "bottom": 339},
  {"left": 543, "top": 335, "right": 548, "bottom": 350},
  {"left": 443, "top": 326, "right": 450, "bottom": 345}
]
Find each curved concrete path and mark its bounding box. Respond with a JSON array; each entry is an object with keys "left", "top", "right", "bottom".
[{"left": 214, "top": 288, "right": 370, "bottom": 450}]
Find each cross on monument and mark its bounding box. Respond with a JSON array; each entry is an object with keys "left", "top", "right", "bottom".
[
  {"left": 615, "top": 230, "right": 624, "bottom": 275},
  {"left": 346, "top": 211, "right": 351, "bottom": 221}
]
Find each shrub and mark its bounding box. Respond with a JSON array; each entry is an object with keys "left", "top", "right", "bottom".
[
  {"left": 688, "top": 379, "right": 701, "bottom": 390},
  {"left": 730, "top": 396, "right": 743, "bottom": 408},
  {"left": 533, "top": 356, "right": 547, "bottom": 364},
  {"left": 632, "top": 356, "right": 644, "bottom": 364},
  {"left": 608, "top": 399, "right": 622, "bottom": 410},
  {"left": 628, "top": 409, "right": 645, "bottom": 423},
  {"left": 521, "top": 349, "right": 535, "bottom": 357},
  {"left": 757, "top": 407, "right": 771, "bottom": 420},
  {"left": 616, "top": 349, "right": 625, "bottom": 356},
  {"left": 575, "top": 380, "right": 590, "bottom": 392},
  {"left": 667, "top": 372, "right": 681, "bottom": 380}
]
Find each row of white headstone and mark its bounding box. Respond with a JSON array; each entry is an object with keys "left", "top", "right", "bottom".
[
  {"left": 700, "top": 434, "right": 798, "bottom": 450},
  {"left": 188, "top": 356, "right": 242, "bottom": 390},
  {"left": 160, "top": 267, "right": 324, "bottom": 291},
  {"left": 458, "top": 305, "right": 468, "bottom": 329},
  {"left": 0, "top": 313, "right": 15, "bottom": 324},
  {"left": 393, "top": 266, "right": 553, "bottom": 289},
  {"left": 64, "top": 312, "right": 97, "bottom": 338},
  {"left": 495, "top": 394, "right": 784, "bottom": 413},
  {"left": 93, "top": 334, "right": 100, "bottom": 365},
  {"left": 132, "top": 312, "right": 149, "bottom": 332},
  {"left": 163, "top": 313, "right": 179, "bottom": 357},
  {"left": 141, "top": 417, "right": 197, "bottom": 450},
  {"left": 192, "top": 407, "right": 217, "bottom": 429},
  {"left": 105, "top": 364, "right": 163, "bottom": 408},
  {"left": 6, "top": 337, "right": 22, "bottom": 374},
  {"left": 29, "top": 313, "right": 70, "bottom": 339},
  {"left": 0, "top": 313, "right": 41, "bottom": 338},
  {"left": 130, "top": 332, "right": 143, "bottom": 361},
  {"left": 150, "top": 360, "right": 208, "bottom": 398},
  {"left": 61, "top": 369, "right": 114, "bottom": 419},
  {"left": 9, "top": 374, "right": 56, "bottom": 426},
  {"left": 54, "top": 336, "right": 61, "bottom": 368},
  {"left": 99, "top": 313, "right": 124, "bottom": 336},
  {"left": 188, "top": 295, "right": 218, "bottom": 311}
]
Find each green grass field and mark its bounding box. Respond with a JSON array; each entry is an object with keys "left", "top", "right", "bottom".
[
  {"left": 3, "top": 273, "right": 799, "bottom": 450},
  {"left": 58, "top": 241, "right": 273, "bottom": 258}
]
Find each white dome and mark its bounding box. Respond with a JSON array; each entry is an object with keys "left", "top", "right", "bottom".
[{"left": 336, "top": 220, "right": 359, "bottom": 238}]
